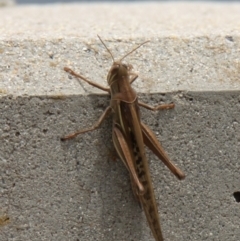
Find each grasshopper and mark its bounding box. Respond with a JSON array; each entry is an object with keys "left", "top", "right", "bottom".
[{"left": 61, "top": 36, "right": 185, "bottom": 241}]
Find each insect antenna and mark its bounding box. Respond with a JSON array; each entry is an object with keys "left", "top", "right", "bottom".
[
  {"left": 97, "top": 35, "right": 115, "bottom": 62},
  {"left": 120, "top": 40, "right": 150, "bottom": 62}
]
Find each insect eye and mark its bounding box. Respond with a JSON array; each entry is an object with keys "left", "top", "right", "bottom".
[{"left": 127, "top": 64, "right": 133, "bottom": 71}]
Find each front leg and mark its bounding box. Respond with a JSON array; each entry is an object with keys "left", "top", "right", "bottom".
[
  {"left": 64, "top": 67, "right": 110, "bottom": 93},
  {"left": 129, "top": 73, "right": 138, "bottom": 85},
  {"left": 139, "top": 101, "right": 175, "bottom": 111}
]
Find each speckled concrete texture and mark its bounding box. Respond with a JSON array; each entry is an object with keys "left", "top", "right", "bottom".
[{"left": 0, "top": 2, "right": 240, "bottom": 241}]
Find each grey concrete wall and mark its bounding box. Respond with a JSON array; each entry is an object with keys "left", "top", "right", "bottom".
[{"left": 0, "top": 2, "right": 240, "bottom": 241}]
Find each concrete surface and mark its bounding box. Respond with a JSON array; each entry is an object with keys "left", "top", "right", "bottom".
[
  {"left": 0, "top": 0, "right": 15, "bottom": 7},
  {"left": 0, "top": 2, "right": 240, "bottom": 241}
]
